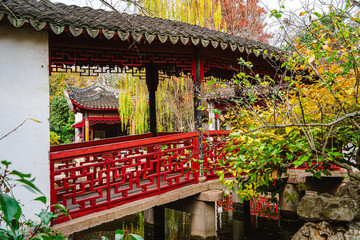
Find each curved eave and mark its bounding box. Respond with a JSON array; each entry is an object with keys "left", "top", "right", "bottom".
[
  {"left": 71, "top": 98, "right": 119, "bottom": 111},
  {"left": 0, "top": 13, "right": 282, "bottom": 61}
]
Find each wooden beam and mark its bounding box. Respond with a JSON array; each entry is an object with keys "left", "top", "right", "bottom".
[{"left": 146, "top": 64, "right": 159, "bottom": 137}]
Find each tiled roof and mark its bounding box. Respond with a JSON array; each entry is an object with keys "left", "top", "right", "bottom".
[
  {"left": 0, "top": 0, "right": 282, "bottom": 60},
  {"left": 66, "top": 83, "right": 120, "bottom": 110},
  {"left": 206, "top": 86, "right": 237, "bottom": 101}
]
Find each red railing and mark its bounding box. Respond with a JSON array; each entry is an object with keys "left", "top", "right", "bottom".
[
  {"left": 293, "top": 161, "right": 342, "bottom": 171},
  {"left": 49, "top": 130, "right": 345, "bottom": 224},
  {"left": 203, "top": 130, "right": 231, "bottom": 180},
  {"left": 50, "top": 132, "right": 204, "bottom": 223}
]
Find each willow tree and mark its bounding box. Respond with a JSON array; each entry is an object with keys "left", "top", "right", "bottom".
[
  {"left": 143, "top": 0, "right": 223, "bottom": 30},
  {"left": 117, "top": 74, "right": 195, "bottom": 134}
]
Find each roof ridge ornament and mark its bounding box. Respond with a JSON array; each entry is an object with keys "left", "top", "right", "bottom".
[
  {"left": 30, "top": 19, "right": 46, "bottom": 31},
  {"left": 158, "top": 34, "right": 168, "bottom": 43},
  {"left": 103, "top": 29, "right": 115, "bottom": 40},
  {"left": 7, "top": 15, "right": 25, "bottom": 28},
  {"left": 118, "top": 31, "right": 130, "bottom": 41},
  {"left": 190, "top": 37, "right": 200, "bottom": 46},
  {"left": 180, "top": 36, "right": 189, "bottom": 45},
  {"left": 86, "top": 27, "right": 99, "bottom": 38},
  {"left": 145, "top": 32, "right": 156, "bottom": 44},
  {"left": 69, "top": 26, "right": 83, "bottom": 37},
  {"left": 220, "top": 42, "right": 228, "bottom": 50},
  {"left": 201, "top": 39, "right": 210, "bottom": 48},
  {"left": 211, "top": 40, "right": 219, "bottom": 49},
  {"left": 50, "top": 23, "right": 65, "bottom": 35},
  {"left": 169, "top": 35, "right": 179, "bottom": 44},
  {"left": 230, "top": 43, "right": 237, "bottom": 52},
  {"left": 131, "top": 31, "right": 143, "bottom": 42}
]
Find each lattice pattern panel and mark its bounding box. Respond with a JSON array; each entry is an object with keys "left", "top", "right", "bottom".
[
  {"left": 50, "top": 45, "right": 194, "bottom": 77},
  {"left": 51, "top": 136, "right": 198, "bottom": 223},
  {"left": 203, "top": 131, "right": 232, "bottom": 180},
  {"left": 51, "top": 65, "right": 147, "bottom": 78},
  {"left": 203, "top": 56, "right": 240, "bottom": 80}
]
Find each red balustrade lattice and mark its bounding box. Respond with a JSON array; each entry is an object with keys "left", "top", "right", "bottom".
[
  {"left": 50, "top": 132, "right": 200, "bottom": 223},
  {"left": 51, "top": 130, "right": 342, "bottom": 224},
  {"left": 203, "top": 130, "right": 232, "bottom": 180}
]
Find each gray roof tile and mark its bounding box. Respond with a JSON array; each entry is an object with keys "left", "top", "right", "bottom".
[
  {"left": 67, "top": 83, "right": 119, "bottom": 110},
  {"left": 0, "top": 0, "right": 282, "bottom": 59}
]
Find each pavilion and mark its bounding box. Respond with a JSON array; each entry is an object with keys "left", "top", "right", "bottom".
[{"left": 64, "top": 83, "right": 125, "bottom": 142}]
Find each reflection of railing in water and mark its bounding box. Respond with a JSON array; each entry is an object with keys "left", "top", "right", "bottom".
[
  {"left": 50, "top": 131, "right": 230, "bottom": 224},
  {"left": 250, "top": 197, "right": 278, "bottom": 220},
  {"left": 218, "top": 194, "right": 279, "bottom": 220},
  {"left": 218, "top": 194, "right": 233, "bottom": 212}
]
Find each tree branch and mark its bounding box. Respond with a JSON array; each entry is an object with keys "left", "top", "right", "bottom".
[{"left": 240, "top": 110, "right": 360, "bottom": 134}]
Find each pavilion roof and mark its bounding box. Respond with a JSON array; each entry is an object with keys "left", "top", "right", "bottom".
[
  {"left": 0, "top": 0, "right": 281, "bottom": 60},
  {"left": 206, "top": 86, "right": 237, "bottom": 102},
  {"left": 65, "top": 83, "right": 120, "bottom": 111}
]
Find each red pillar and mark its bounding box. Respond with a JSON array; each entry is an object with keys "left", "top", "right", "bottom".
[{"left": 193, "top": 49, "right": 204, "bottom": 172}]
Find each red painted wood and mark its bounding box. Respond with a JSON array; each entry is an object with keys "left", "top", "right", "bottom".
[
  {"left": 50, "top": 130, "right": 342, "bottom": 224},
  {"left": 50, "top": 132, "right": 198, "bottom": 160},
  {"left": 203, "top": 131, "right": 232, "bottom": 180},
  {"left": 50, "top": 131, "right": 204, "bottom": 223},
  {"left": 50, "top": 133, "right": 153, "bottom": 152}
]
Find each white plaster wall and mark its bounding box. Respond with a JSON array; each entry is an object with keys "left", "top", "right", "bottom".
[
  {"left": 207, "top": 102, "right": 216, "bottom": 131},
  {"left": 0, "top": 23, "right": 50, "bottom": 220},
  {"left": 75, "top": 112, "right": 83, "bottom": 123}
]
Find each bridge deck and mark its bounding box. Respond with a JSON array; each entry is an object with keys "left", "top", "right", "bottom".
[{"left": 53, "top": 179, "right": 224, "bottom": 236}]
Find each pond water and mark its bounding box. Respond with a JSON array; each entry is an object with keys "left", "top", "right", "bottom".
[{"left": 71, "top": 204, "right": 302, "bottom": 240}]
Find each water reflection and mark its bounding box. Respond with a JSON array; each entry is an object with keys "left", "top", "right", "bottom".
[
  {"left": 218, "top": 203, "right": 302, "bottom": 240},
  {"left": 71, "top": 205, "right": 301, "bottom": 240}
]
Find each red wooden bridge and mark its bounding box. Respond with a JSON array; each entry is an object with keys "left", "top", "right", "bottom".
[
  {"left": 50, "top": 131, "right": 230, "bottom": 224},
  {"left": 50, "top": 130, "right": 344, "bottom": 225}
]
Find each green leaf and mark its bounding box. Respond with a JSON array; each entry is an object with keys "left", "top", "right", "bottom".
[
  {"left": 128, "top": 234, "right": 144, "bottom": 240},
  {"left": 115, "top": 229, "right": 125, "bottom": 240},
  {"left": 0, "top": 193, "right": 21, "bottom": 223},
  {"left": 38, "top": 210, "right": 56, "bottom": 225},
  {"left": 314, "top": 12, "right": 322, "bottom": 18},
  {"left": 34, "top": 196, "right": 47, "bottom": 204},
  {"left": 35, "top": 234, "right": 52, "bottom": 240},
  {"left": 1, "top": 160, "right": 11, "bottom": 166},
  {"left": 53, "top": 204, "right": 70, "bottom": 218},
  {"left": 10, "top": 170, "right": 31, "bottom": 179},
  {"left": 14, "top": 235, "right": 24, "bottom": 240},
  {"left": 16, "top": 178, "right": 42, "bottom": 194},
  {"left": 219, "top": 174, "right": 224, "bottom": 181},
  {"left": 101, "top": 236, "right": 110, "bottom": 240},
  {"left": 313, "top": 172, "right": 321, "bottom": 179},
  {"left": 0, "top": 233, "right": 9, "bottom": 240}
]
